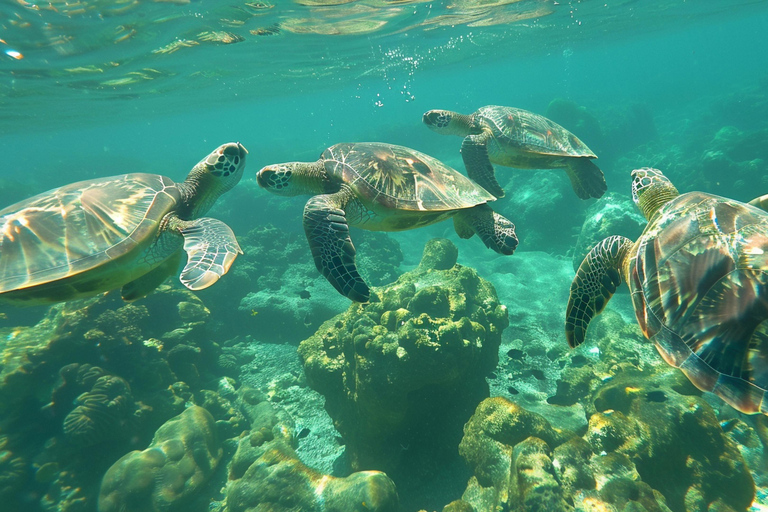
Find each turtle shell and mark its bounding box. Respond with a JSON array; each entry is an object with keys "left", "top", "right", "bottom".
[
  {"left": 0, "top": 173, "right": 180, "bottom": 296},
  {"left": 321, "top": 142, "right": 494, "bottom": 211},
  {"left": 475, "top": 105, "right": 596, "bottom": 158},
  {"left": 628, "top": 191, "right": 768, "bottom": 414}
]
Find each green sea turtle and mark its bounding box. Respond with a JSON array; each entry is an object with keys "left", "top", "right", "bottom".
[
  {"left": 565, "top": 168, "right": 768, "bottom": 415},
  {"left": 256, "top": 142, "right": 517, "bottom": 302},
  {"left": 0, "top": 142, "right": 247, "bottom": 306},
  {"left": 423, "top": 105, "right": 607, "bottom": 200}
]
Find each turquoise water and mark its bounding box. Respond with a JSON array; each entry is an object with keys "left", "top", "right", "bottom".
[{"left": 1, "top": 1, "right": 768, "bottom": 511}]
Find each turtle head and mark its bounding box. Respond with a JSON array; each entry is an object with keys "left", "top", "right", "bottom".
[
  {"left": 183, "top": 142, "right": 247, "bottom": 216},
  {"left": 631, "top": 168, "right": 680, "bottom": 220},
  {"left": 423, "top": 109, "right": 477, "bottom": 136},
  {"left": 257, "top": 161, "right": 328, "bottom": 196}
]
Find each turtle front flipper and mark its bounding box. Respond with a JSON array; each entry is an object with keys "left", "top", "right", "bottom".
[
  {"left": 748, "top": 194, "right": 768, "bottom": 212},
  {"left": 564, "top": 158, "right": 607, "bottom": 200},
  {"left": 565, "top": 235, "right": 633, "bottom": 347},
  {"left": 168, "top": 215, "right": 242, "bottom": 290},
  {"left": 121, "top": 252, "right": 183, "bottom": 301},
  {"left": 303, "top": 188, "right": 370, "bottom": 302},
  {"left": 453, "top": 204, "right": 518, "bottom": 255},
  {"left": 461, "top": 131, "right": 505, "bottom": 198}
]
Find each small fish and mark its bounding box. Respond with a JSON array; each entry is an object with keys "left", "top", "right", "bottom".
[
  {"left": 251, "top": 309, "right": 259, "bottom": 316},
  {"left": 299, "top": 290, "right": 311, "bottom": 300},
  {"left": 0, "top": 312, "right": 7, "bottom": 319}
]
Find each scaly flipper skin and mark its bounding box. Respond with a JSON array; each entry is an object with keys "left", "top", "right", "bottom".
[
  {"left": 171, "top": 216, "right": 242, "bottom": 290},
  {"left": 461, "top": 132, "right": 505, "bottom": 198},
  {"left": 565, "top": 235, "right": 633, "bottom": 347},
  {"left": 453, "top": 204, "right": 518, "bottom": 255},
  {"left": 303, "top": 186, "right": 370, "bottom": 302},
  {"left": 565, "top": 158, "right": 607, "bottom": 199}
]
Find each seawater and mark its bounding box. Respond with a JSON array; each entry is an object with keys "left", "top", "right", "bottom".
[{"left": 1, "top": 1, "right": 768, "bottom": 511}]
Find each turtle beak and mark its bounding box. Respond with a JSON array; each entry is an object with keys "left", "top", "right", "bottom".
[
  {"left": 422, "top": 110, "right": 437, "bottom": 126},
  {"left": 256, "top": 167, "right": 274, "bottom": 189}
]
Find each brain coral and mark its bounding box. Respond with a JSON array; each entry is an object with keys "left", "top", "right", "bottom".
[
  {"left": 63, "top": 374, "right": 134, "bottom": 448},
  {"left": 298, "top": 238, "right": 509, "bottom": 478},
  {"left": 97, "top": 405, "right": 222, "bottom": 512}
]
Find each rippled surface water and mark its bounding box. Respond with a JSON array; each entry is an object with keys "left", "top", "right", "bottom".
[{"left": 2, "top": 0, "right": 766, "bottom": 132}]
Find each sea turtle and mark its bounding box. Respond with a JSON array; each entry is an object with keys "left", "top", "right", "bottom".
[
  {"left": 565, "top": 168, "right": 768, "bottom": 415},
  {"left": 423, "top": 105, "right": 607, "bottom": 200},
  {"left": 0, "top": 142, "right": 247, "bottom": 306},
  {"left": 256, "top": 142, "right": 518, "bottom": 302}
]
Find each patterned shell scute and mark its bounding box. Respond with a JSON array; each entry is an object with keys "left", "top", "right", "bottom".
[
  {"left": 629, "top": 191, "right": 768, "bottom": 414},
  {"left": 0, "top": 174, "right": 179, "bottom": 293},
  {"left": 322, "top": 142, "right": 494, "bottom": 211},
  {"left": 476, "top": 105, "right": 596, "bottom": 158}
]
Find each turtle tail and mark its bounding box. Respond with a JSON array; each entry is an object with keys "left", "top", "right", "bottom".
[
  {"left": 565, "top": 235, "right": 633, "bottom": 348},
  {"left": 565, "top": 158, "right": 607, "bottom": 200}
]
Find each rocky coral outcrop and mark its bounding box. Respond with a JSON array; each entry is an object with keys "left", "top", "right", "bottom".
[
  {"left": 450, "top": 374, "right": 755, "bottom": 512},
  {"left": 298, "top": 238, "right": 508, "bottom": 481},
  {"left": 98, "top": 405, "right": 222, "bottom": 512},
  {"left": 224, "top": 388, "right": 399, "bottom": 512},
  {"left": 0, "top": 285, "right": 231, "bottom": 512}
]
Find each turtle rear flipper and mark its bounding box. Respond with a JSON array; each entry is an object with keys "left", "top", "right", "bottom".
[
  {"left": 748, "top": 194, "right": 768, "bottom": 212},
  {"left": 565, "top": 235, "right": 633, "bottom": 347},
  {"left": 121, "top": 252, "right": 183, "bottom": 301},
  {"left": 304, "top": 189, "right": 370, "bottom": 302},
  {"left": 461, "top": 132, "right": 505, "bottom": 198},
  {"left": 565, "top": 158, "right": 607, "bottom": 200},
  {"left": 171, "top": 216, "right": 242, "bottom": 290},
  {"left": 453, "top": 204, "right": 518, "bottom": 255}
]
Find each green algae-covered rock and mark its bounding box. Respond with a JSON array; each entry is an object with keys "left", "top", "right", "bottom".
[
  {"left": 98, "top": 405, "right": 222, "bottom": 512},
  {"left": 227, "top": 445, "right": 399, "bottom": 512},
  {"left": 225, "top": 395, "right": 398, "bottom": 512},
  {"left": 453, "top": 396, "right": 696, "bottom": 512},
  {"left": 298, "top": 239, "right": 508, "bottom": 477},
  {"left": 458, "top": 396, "right": 575, "bottom": 508},
  {"left": 586, "top": 373, "right": 755, "bottom": 512}
]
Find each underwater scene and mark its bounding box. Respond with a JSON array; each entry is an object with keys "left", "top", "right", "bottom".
[{"left": 2, "top": 0, "right": 768, "bottom": 511}]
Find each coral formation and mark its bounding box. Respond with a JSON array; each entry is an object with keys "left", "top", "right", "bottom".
[
  {"left": 224, "top": 387, "right": 399, "bottom": 512},
  {"left": 0, "top": 285, "right": 232, "bottom": 512},
  {"left": 298, "top": 238, "right": 508, "bottom": 480},
  {"left": 98, "top": 405, "right": 222, "bottom": 512},
  {"left": 447, "top": 369, "right": 755, "bottom": 512},
  {"left": 63, "top": 374, "right": 136, "bottom": 448}
]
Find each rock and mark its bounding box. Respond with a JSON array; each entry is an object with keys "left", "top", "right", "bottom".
[
  {"left": 417, "top": 237, "right": 459, "bottom": 271},
  {"left": 98, "top": 405, "right": 222, "bottom": 512},
  {"left": 225, "top": 398, "right": 398, "bottom": 512},
  {"left": 458, "top": 396, "right": 574, "bottom": 504},
  {"left": 298, "top": 239, "right": 508, "bottom": 478}
]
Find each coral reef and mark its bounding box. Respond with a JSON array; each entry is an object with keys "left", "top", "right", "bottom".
[
  {"left": 0, "top": 285, "right": 232, "bottom": 512},
  {"left": 224, "top": 387, "right": 399, "bottom": 512},
  {"left": 62, "top": 373, "right": 137, "bottom": 448},
  {"left": 98, "top": 405, "right": 222, "bottom": 512},
  {"left": 448, "top": 382, "right": 754, "bottom": 512},
  {"left": 298, "top": 238, "right": 508, "bottom": 482}
]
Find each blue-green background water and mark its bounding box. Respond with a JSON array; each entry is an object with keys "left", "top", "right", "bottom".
[{"left": 2, "top": 1, "right": 768, "bottom": 511}]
